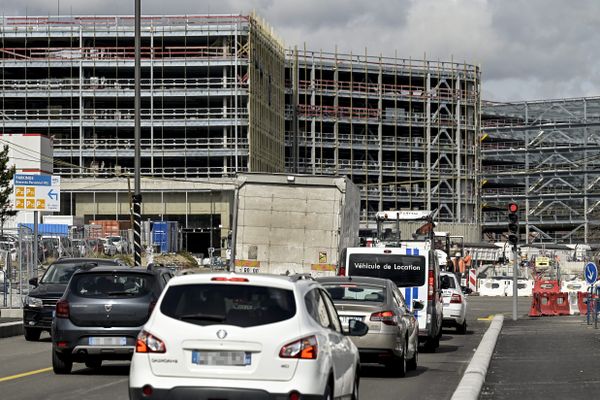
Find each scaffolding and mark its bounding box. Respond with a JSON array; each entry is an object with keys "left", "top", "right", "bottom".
[
  {"left": 285, "top": 49, "right": 481, "bottom": 228},
  {"left": 0, "top": 14, "right": 285, "bottom": 179},
  {"left": 481, "top": 97, "right": 600, "bottom": 244}
]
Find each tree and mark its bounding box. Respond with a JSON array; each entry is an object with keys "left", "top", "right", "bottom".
[{"left": 0, "top": 145, "right": 16, "bottom": 235}]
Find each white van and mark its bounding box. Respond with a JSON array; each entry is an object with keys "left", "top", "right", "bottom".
[{"left": 343, "top": 241, "right": 444, "bottom": 351}]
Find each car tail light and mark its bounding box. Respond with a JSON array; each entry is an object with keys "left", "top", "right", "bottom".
[
  {"left": 136, "top": 330, "right": 166, "bottom": 353},
  {"left": 280, "top": 335, "right": 318, "bottom": 360},
  {"left": 289, "top": 391, "right": 300, "bottom": 400},
  {"left": 370, "top": 310, "right": 397, "bottom": 326},
  {"left": 428, "top": 270, "right": 435, "bottom": 301},
  {"left": 55, "top": 300, "right": 69, "bottom": 318},
  {"left": 450, "top": 293, "right": 462, "bottom": 304},
  {"left": 211, "top": 277, "right": 249, "bottom": 282},
  {"left": 142, "top": 385, "right": 153, "bottom": 397}
]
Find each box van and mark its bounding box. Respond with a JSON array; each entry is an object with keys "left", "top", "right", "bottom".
[{"left": 343, "top": 241, "right": 443, "bottom": 351}]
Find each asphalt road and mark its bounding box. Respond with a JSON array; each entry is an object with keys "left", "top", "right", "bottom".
[{"left": 0, "top": 296, "right": 531, "bottom": 400}]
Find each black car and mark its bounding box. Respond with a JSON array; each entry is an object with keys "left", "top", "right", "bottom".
[
  {"left": 51, "top": 264, "right": 173, "bottom": 374},
  {"left": 23, "top": 258, "right": 123, "bottom": 341}
]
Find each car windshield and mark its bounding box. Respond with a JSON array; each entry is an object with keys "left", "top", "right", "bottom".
[
  {"left": 160, "top": 284, "right": 296, "bottom": 328},
  {"left": 71, "top": 273, "right": 153, "bottom": 298},
  {"left": 324, "top": 284, "right": 387, "bottom": 303},
  {"left": 40, "top": 260, "right": 118, "bottom": 284}
]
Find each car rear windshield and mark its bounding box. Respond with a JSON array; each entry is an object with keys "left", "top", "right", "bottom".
[
  {"left": 40, "top": 261, "right": 118, "bottom": 284},
  {"left": 160, "top": 284, "right": 296, "bottom": 327},
  {"left": 323, "top": 284, "right": 386, "bottom": 303},
  {"left": 442, "top": 275, "right": 457, "bottom": 289},
  {"left": 70, "top": 273, "right": 154, "bottom": 298},
  {"left": 348, "top": 253, "right": 426, "bottom": 287}
]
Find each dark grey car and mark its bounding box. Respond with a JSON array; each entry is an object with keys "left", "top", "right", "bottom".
[{"left": 51, "top": 265, "right": 173, "bottom": 374}]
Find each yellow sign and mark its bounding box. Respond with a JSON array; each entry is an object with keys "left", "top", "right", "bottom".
[
  {"left": 235, "top": 260, "right": 260, "bottom": 268},
  {"left": 319, "top": 251, "right": 328, "bottom": 263},
  {"left": 15, "top": 198, "right": 24, "bottom": 209},
  {"left": 26, "top": 187, "right": 36, "bottom": 197},
  {"left": 15, "top": 187, "right": 24, "bottom": 197},
  {"left": 26, "top": 199, "right": 35, "bottom": 209},
  {"left": 311, "top": 264, "right": 337, "bottom": 272},
  {"left": 35, "top": 199, "right": 45, "bottom": 209}
]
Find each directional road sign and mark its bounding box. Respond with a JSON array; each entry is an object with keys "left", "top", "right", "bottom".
[
  {"left": 12, "top": 174, "right": 60, "bottom": 212},
  {"left": 584, "top": 262, "right": 598, "bottom": 285}
]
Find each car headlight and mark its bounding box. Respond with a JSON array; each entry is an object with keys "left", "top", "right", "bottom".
[{"left": 25, "top": 296, "right": 43, "bottom": 308}]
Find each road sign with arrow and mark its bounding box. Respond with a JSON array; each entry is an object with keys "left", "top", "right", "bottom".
[
  {"left": 12, "top": 174, "right": 60, "bottom": 212},
  {"left": 584, "top": 262, "right": 598, "bottom": 285}
]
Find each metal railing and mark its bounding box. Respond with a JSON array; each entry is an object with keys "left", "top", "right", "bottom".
[{"left": 54, "top": 137, "right": 249, "bottom": 151}]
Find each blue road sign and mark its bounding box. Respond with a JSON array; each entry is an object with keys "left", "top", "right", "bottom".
[
  {"left": 13, "top": 174, "right": 52, "bottom": 186},
  {"left": 584, "top": 262, "right": 598, "bottom": 285}
]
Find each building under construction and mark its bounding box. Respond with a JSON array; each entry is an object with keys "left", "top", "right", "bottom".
[
  {"left": 482, "top": 97, "right": 600, "bottom": 245},
  {"left": 286, "top": 49, "right": 481, "bottom": 228},
  {"left": 0, "top": 14, "right": 481, "bottom": 253}
]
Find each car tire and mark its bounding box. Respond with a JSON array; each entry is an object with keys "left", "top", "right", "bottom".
[
  {"left": 52, "top": 349, "right": 73, "bottom": 374},
  {"left": 24, "top": 328, "right": 41, "bottom": 342},
  {"left": 457, "top": 320, "right": 467, "bottom": 334},
  {"left": 323, "top": 380, "right": 334, "bottom": 400},
  {"left": 85, "top": 359, "right": 102, "bottom": 370},
  {"left": 388, "top": 348, "right": 406, "bottom": 377},
  {"left": 351, "top": 371, "right": 360, "bottom": 400},
  {"left": 407, "top": 341, "right": 418, "bottom": 371}
]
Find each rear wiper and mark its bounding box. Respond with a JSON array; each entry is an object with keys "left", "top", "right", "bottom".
[{"left": 178, "top": 313, "right": 226, "bottom": 322}]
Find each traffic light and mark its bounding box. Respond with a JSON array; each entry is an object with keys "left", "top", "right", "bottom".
[{"left": 507, "top": 202, "right": 519, "bottom": 248}]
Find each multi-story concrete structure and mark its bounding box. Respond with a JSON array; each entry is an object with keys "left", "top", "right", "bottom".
[
  {"left": 0, "top": 14, "right": 481, "bottom": 253},
  {"left": 286, "top": 49, "right": 481, "bottom": 228},
  {"left": 482, "top": 97, "right": 600, "bottom": 245}
]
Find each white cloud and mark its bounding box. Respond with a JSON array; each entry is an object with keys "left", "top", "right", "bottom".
[{"left": 1, "top": 0, "right": 599, "bottom": 101}]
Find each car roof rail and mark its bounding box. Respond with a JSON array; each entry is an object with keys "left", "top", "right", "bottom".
[
  {"left": 287, "top": 273, "right": 315, "bottom": 282},
  {"left": 146, "top": 262, "right": 165, "bottom": 271}
]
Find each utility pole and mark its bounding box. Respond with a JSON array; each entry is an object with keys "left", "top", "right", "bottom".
[
  {"left": 507, "top": 202, "right": 520, "bottom": 321},
  {"left": 133, "top": 0, "right": 142, "bottom": 267}
]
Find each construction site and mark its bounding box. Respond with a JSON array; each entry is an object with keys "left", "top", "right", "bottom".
[{"left": 0, "top": 13, "right": 597, "bottom": 254}]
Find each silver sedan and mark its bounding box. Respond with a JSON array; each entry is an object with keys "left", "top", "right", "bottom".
[{"left": 318, "top": 276, "right": 421, "bottom": 377}]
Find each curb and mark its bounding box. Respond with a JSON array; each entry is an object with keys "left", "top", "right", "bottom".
[
  {"left": 0, "top": 321, "right": 23, "bottom": 338},
  {"left": 450, "top": 314, "right": 504, "bottom": 400}
]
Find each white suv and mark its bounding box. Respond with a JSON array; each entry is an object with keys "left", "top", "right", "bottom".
[{"left": 129, "top": 273, "right": 368, "bottom": 399}]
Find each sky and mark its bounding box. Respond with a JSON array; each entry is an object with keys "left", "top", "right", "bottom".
[{"left": 2, "top": 0, "right": 599, "bottom": 102}]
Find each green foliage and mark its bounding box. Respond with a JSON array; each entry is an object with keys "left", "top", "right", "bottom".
[{"left": 0, "top": 145, "right": 16, "bottom": 232}]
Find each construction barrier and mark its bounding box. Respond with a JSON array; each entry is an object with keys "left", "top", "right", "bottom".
[
  {"left": 468, "top": 269, "right": 477, "bottom": 293},
  {"left": 554, "top": 292, "right": 571, "bottom": 316},
  {"left": 533, "top": 279, "right": 560, "bottom": 294},
  {"left": 539, "top": 292, "right": 556, "bottom": 316},
  {"left": 568, "top": 292, "right": 580, "bottom": 315},
  {"left": 529, "top": 292, "right": 542, "bottom": 317},
  {"left": 578, "top": 291, "right": 589, "bottom": 315}
]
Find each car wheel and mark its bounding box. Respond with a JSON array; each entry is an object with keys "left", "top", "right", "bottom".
[
  {"left": 457, "top": 320, "right": 467, "bottom": 334},
  {"left": 407, "top": 341, "right": 418, "bottom": 371},
  {"left": 52, "top": 349, "right": 73, "bottom": 374},
  {"left": 323, "top": 380, "right": 334, "bottom": 400},
  {"left": 351, "top": 373, "right": 360, "bottom": 400},
  {"left": 388, "top": 348, "right": 406, "bottom": 377},
  {"left": 85, "top": 359, "right": 102, "bottom": 370},
  {"left": 24, "top": 327, "right": 41, "bottom": 342}
]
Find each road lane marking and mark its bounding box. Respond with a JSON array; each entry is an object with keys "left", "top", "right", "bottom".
[
  {"left": 0, "top": 367, "right": 52, "bottom": 383},
  {"left": 477, "top": 314, "right": 496, "bottom": 321}
]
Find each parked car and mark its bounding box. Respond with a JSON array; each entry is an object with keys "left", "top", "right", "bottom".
[
  {"left": 440, "top": 272, "right": 468, "bottom": 334},
  {"left": 51, "top": 264, "right": 174, "bottom": 373},
  {"left": 23, "top": 258, "right": 123, "bottom": 341},
  {"left": 86, "top": 238, "right": 105, "bottom": 255},
  {"left": 128, "top": 273, "right": 368, "bottom": 399},
  {"left": 101, "top": 238, "right": 117, "bottom": 256},
  {"left": 318, "top": 276, "right": 420, "bottom": 376}
]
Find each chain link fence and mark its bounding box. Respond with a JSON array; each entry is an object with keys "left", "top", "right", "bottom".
[{"left": 0, "top": 225, "right": 135, "bottom": 308}]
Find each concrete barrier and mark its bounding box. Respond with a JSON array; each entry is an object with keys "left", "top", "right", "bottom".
[
  {"left": 0, "top": 321, "right": 23, "bottom": 338},
  {"left": 450, "top": 314, "right": 504, "bottom": 400}
]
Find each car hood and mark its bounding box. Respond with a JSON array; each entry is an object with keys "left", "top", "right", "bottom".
[{"left": 29, "top": 283, "right": 68, "bottom": 298}]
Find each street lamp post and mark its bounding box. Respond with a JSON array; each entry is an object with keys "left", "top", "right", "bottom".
[{"left": 133, "top": 0, "right": 142, "bottom": 267}]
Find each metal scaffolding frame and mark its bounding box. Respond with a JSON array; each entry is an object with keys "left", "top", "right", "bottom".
[
  {"left": 482, "top": 97, "right": 600, "bottom": 244},
  {"left": 285, "top": 49, "right": 481, "bottom": 228},
  {"left": 0, "top": 14, "right": 285, "bottom": 179}
]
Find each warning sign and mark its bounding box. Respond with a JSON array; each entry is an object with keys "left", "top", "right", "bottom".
[{"left": 319, "top": 252, "right": 328, "bottom": 263}]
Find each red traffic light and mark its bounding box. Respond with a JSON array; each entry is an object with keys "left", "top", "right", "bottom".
[{"left": 508, "top": 203, "right": 519, "bottom": 213}]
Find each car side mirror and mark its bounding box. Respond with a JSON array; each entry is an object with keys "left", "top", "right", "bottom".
[
  {"left": 28, "top": 277, "right": 38, "bottom": 287},
  {"left": 347, "top": 319, "right": 369, "bottom": 337},
  {"left": 412, "top": 300, "right": 425, "bottom": 311}
]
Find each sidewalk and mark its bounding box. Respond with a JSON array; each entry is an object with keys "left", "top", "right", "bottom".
[{"left": 480, "top": 315, "right": 600, "bottom": 400}]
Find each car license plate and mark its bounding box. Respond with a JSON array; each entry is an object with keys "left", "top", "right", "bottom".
[
  {"left": 339, "top": 316, "right": 364, "bottom": 326},
  {"left": 191, "top": 351, "right": 251, "bottom": 366},
  {"left": 88, "top": 336, "right": 127, "bottom": 346}
]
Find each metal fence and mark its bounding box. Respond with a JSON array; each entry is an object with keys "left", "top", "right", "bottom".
[{"left": 0, "top": 225, "right": 134, "bottom": 308}]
